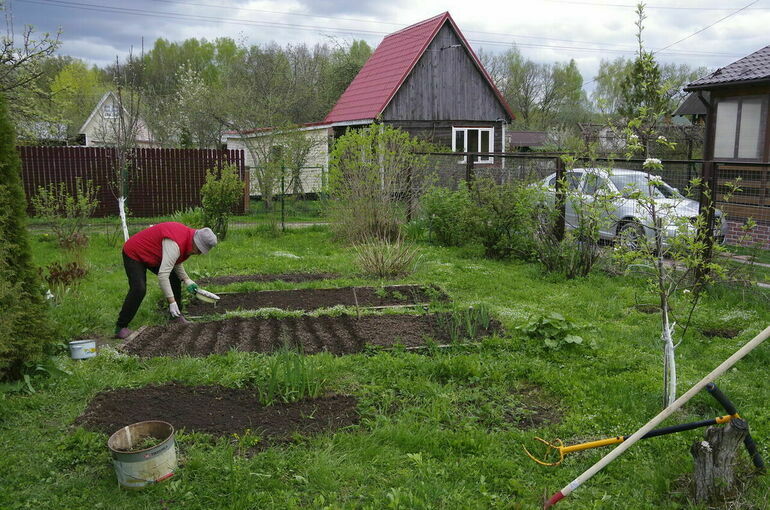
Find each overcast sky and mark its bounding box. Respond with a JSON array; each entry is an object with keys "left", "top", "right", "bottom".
[{"left": 7, "top": 0, "right": 770, "bottom": 92}]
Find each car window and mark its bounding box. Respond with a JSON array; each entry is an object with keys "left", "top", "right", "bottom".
[
  {"left": 608, "top": 173, "right": 681, "bottom": 199},
  {"left": 583, "top": 174, "right": 610, "bottom": 195},
  {"left": 547, "top": 172, "right": 583, "bottom": 190}
]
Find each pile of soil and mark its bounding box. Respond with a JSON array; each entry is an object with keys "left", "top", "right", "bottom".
[
  {"left": 76, "top": 382, "right": 359, "bottom": 441},
  {"left": 122, "top": 314, "right": 501, "bottom": 358},
  {"left": 198, "top": 272, "right": 339, "bottom": 286},
  {"left": 187, "top": 285, "right": 447, "bottom": 316}
]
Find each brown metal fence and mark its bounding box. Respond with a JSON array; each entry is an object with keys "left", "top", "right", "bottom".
[
  {"left": 416, "top": 152, "right": 770, "bottom": 249},
  {"left": 19, "top": 146, "right": 247, "bottom": 218}
]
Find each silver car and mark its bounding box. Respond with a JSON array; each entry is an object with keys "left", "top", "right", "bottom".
[{"left": 540, "top": 168, "right": 727, "bottom": 247}]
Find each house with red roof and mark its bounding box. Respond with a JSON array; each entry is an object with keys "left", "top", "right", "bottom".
[
  {"left": 325, "top": 11, "right": 513, "bottom": 161},
  {"left": 224, "top": 11, "right": 514, "bottom": 196}
]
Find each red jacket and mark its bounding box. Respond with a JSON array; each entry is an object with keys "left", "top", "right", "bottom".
[{"left": 123, "top": 222, "right": 196, "bottom": 268}]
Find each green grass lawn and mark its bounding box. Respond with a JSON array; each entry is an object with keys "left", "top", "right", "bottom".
[{"left": 2, "top": 226, "right": 769, "bottom": 509}]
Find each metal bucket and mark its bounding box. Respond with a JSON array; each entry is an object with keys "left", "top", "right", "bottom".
[
  {"left": 107, "top": 420, "right": 177, "bottom": 489},
  {"left": 69, "top": 339, "right": 97, "bottom": 360}
]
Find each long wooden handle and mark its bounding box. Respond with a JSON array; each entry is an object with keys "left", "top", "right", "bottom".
[{"left": 544, "top": 325, "right": 770, "bottom": 508}]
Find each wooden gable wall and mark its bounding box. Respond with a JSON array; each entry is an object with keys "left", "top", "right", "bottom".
[{"left": 382, "top": 23, "right": 508, "bottom": 122}]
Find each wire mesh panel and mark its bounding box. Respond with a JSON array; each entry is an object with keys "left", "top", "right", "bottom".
[{"left": 715, "top": 162, "right": 770, "bottom": 248}]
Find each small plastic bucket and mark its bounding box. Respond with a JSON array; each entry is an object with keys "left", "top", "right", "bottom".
[
  {"left": 68, "top": 339, "right": 97, "bottom": 360},
  {"left": 107, "top": 420, "right": 177, "bottom": 489}
]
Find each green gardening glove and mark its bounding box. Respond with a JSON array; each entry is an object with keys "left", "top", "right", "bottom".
[{"left": 186, "top": 282, "right": 199, "bottom": 295}]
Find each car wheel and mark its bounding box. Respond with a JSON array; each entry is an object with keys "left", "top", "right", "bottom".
[{"left": 618, "top": 221, "right": 645, "bottom": 251}]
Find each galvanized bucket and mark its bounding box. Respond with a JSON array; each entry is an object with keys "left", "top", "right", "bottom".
[
  {"left": 107, "top": 420, "right": 177, "bottom": 489},
  {"left": 68, "top": 340, "right": 97, "bottom": 360}
]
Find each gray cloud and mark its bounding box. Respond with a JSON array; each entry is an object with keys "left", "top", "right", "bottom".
[{"left": 6, "top": 0, "right": 769, "bottom": 88}]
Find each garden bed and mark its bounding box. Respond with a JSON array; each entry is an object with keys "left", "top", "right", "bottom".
[
  {"left": 198, "top": 272, "right": 339, "bottom": 286},
  {"left": 186, "top": 284, "right": 447, "bottom": 316},
  {"left": 75, "top": 382, "right": 358, "bottom": 441},
  {"left": 121, "top": 313, "right": 500, "bottom": 358}
]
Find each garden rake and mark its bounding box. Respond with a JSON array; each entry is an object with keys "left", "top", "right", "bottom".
[
  {"left": 524, "top": 412, "right": 736, "bottom": 466},
  {"left": 524, "top": 382, "right": 764, "bottom": 468}
]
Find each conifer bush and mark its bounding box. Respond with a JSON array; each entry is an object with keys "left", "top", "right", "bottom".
[{"left": 0, "top": 93, "right": 51, "bottom": 379}]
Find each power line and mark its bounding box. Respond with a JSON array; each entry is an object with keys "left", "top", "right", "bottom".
[
  {"left": 17, "top": 0, "right": 745, "bottom": 59},
  {"left": 540, "top": 0, "right": 769, "bottom": 10},
  {"left": 654, "top": 0, "right": 759, "bottom": 54}
]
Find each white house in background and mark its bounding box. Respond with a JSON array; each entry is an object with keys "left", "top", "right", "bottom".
[
  {"left": 222, "top": 122, "right": 331, "bottom": 196},
  {"left": 79, "top": 91, "right": 156, "bottom": 147}
]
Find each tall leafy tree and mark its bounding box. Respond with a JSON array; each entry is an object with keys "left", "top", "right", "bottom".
[
  {"left": 592, "top": 57, "right": 632, "bottom": 115},
  {"left": 490, "top": 47, "right": 589, "bottom": 129},
  {"left": 0, "top": 92, "right": 50, "bottom": 378},
  {"left": 0, "top": 2, "right": 61, "bottom": 137},
  {"left": 50, "top": 60, "right": 108, "bottom": 138}
]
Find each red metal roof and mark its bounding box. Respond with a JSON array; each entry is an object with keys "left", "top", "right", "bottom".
[{"left": 324, "top": 12, "right": 513, "bottom": 123}]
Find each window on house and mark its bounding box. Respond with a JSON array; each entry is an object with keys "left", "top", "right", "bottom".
[
  {"left": 713, "top": 96, "right": 767, "bottom": 160},
  {"left": 103, "top": 103, "right": 120, "bottom": 119},
  {"left": 452, "top": 127, "right": 494, "bottom": 164}
]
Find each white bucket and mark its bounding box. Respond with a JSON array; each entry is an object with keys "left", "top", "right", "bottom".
[
  {"left": 107, "top": 420, "right": 177, "bottom": 489},
  {"left": 69, "top": 339, "right": 97, "bottom": 360}
]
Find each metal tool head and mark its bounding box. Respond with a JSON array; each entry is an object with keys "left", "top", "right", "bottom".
[{"left": 524, "top": 437, "right": 566, "bottom": 466}]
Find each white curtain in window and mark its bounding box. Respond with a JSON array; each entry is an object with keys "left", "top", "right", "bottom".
[
  {"left": 714, "top": 100, "right": 738, "bottom": 158},
  {"left": 738, "top": 97, "right": 763, "bottom": 159}
]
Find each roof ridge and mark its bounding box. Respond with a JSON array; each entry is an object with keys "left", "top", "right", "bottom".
[{"left": 385, "top": 11, "right": 448, "bottom": 38}]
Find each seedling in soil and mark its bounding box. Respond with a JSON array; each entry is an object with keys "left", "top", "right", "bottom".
[
  {"left": 374, "top": 287, "right": 389, "bottom": 299},
  {"left": 391, "top": 291, "right": 408, "bottom": 301},
  {"left": 258, "top": 345, "right": 325, "bottom": 406},
  {"left": 437, "top": 304, "right": 493, "bottom": 343}
]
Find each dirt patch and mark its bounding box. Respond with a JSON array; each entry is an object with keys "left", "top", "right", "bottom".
[
  {"left": 187, "top": 285, "right": 447, "bottom": 316},
  {"left": 701, "top": 328, "right": 741, "bottom": 339},
  {"left": 75, "top": 382, "right": 358, "bottom": 443},
  {"left": 198, "top": 272, "right": 339, "bottom": 286},
  {"left": 634, "top": 304, "right": 661, "bottom": 314},
  {"left": 122, "top": 314, "right": 501, "bottom": 358},
  {"left": 506, "top": 384, "right": 563, "bottom": 430}
]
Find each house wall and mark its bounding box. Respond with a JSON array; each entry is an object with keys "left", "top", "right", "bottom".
[
  {"left": 82, "top": 95, "right": 155, "bottom": 147},
  {"left": 225, "top": 127, "right": 330, "bottom": 196},
  {"left": 382, "top": 24, "right": 510, "bottom": 127},
  {"left": 384, "top": 119, "right": 505, "bottom": 157},
  {"left": 703, "top": 84, "right": 770, "bottom": 241}
]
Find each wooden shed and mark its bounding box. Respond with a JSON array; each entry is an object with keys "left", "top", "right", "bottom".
[
  {"left": 685, "top": 45, "right": 770, "bottom": 247},
  {"left": 324, "top": 11, "right": 514, "bottom": 165}
]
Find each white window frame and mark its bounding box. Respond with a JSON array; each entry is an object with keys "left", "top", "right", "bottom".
[
  {"left": 713, "top": 95, "right": 767, "bottom": 161},
  {"left": 452, "top": 126, "right": 494, "bottom": 164},
  {"left": 103, "top": 103, "right": 120, "bottom": 119}
]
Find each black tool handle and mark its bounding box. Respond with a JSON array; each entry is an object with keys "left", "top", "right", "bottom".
[
  {"left": 705, "top": 382, "right": 737, "bottom": 415},
  {"left": 642, "top": 418, "right": 719, "bottom": 440},
  {"left": 705, "top": 383, "right": 765, "bottom": 470},
  {"left": 743, "top": 434, "right": 766, "bottom": 471}
]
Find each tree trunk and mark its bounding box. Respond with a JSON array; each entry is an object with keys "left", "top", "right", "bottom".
[{"left": 690, "top": 418, "right": 748, "bottom": 503}]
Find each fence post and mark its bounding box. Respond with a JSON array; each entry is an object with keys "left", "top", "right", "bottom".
[
  {"left": 696, "top": 160, "right": 717, "bottom": 285},
  {"left": 465, "top": 153, "right": 475, "bottom": 184},
  {"left": 553, "top": 156, "right": 566, "bottom": 242},
  {"left": 406, "top": 164, "right": 413, "bottom": 223},
  {"left": 281, "top": 164, "right": 286, "bottom": 232}
]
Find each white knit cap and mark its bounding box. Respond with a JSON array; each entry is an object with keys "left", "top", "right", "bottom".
[{"left": 193, "top": 228, "right": 217, "bottom": 254}]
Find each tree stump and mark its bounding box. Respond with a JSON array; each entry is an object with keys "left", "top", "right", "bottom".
[{"left": 690, "top": 418, "right": 748, "bottom": 503}]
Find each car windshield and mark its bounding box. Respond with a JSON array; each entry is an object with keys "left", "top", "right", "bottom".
[{"left": 609, "top": 173, "right": 681, "bottom": 199}]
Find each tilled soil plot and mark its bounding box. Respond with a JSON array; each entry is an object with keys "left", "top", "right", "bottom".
[
  {"left": 187, "top": 284, "right": 446, "bottom": 316},
  {"left": 122, "top": 314, "right": 500, "bottom": 357},
  {"left": 198, "top": 272, "right": 339, "bottom": 286},
  {"left": 75, "top": 382, "right": 359, "bottom": 442}
]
